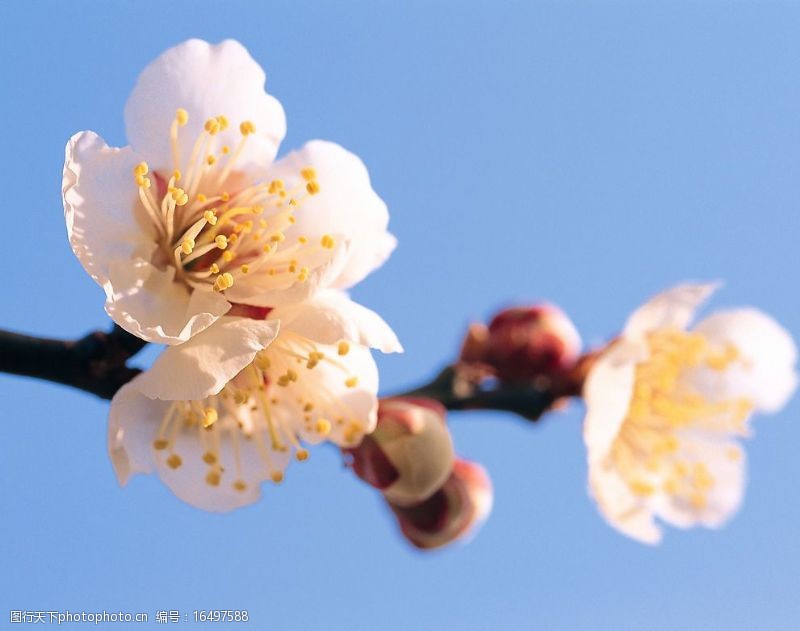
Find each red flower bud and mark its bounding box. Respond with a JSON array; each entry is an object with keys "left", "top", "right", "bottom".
[
  {"left": 346, "top": 398, "right": 455, "bottom": 506},
  {"left": 389, "top": 459, "right": 493, "bottom": 550},
  {"left": 484, "top": 304, "right": 581, "bottom": 382}
]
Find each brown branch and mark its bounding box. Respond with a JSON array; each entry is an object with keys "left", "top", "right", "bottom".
[
  {"left": 0, "top": 325, "right": 148, "bottom": 399},
  {"left": 393, "top": 366, "right": 561, "bottom": 421}
]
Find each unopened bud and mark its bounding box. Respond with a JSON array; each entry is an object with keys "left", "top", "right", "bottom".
[
  {"left": 483, "top": 304, "right": 581, "bottom": 382},
  {"left": 346, "top": 398, "right": 455, "bottom": 506},
  {"left": 388, "top": 459, "right": 493, "bottom": 550}
]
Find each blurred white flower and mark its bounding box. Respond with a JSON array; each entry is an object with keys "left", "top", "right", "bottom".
[
  {"left": 63, "top": 39, "right": 395, "bottom": 346},
  {"left": 583, "top": 284, "right": 797, "bottom": 544},
  {"left": 109, "top": 290, "right": 400, "bottom": 512}
]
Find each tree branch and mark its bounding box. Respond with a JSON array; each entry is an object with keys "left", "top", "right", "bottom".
[
  {"left": 0, "top": 325, "right": 148, "bottom": 399},
  {"left": 392, "top": 366, "right": 560, "bottom": 421}
]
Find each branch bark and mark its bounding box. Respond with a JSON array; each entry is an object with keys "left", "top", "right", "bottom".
[
  {"left": 393, "top": 366, "right": 560, "bottom": 421},
  {"left": 0, "top": 325, "right": 148, "bottom": 399}
]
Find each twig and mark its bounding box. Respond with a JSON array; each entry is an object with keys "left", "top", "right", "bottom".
[
  {"left": 0, "top": 325, "right": 148, "bottom": 399},
  {"left": 392, "top": 366, "right": 561, "bottom": 421}
]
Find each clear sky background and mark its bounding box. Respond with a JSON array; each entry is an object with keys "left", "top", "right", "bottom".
[{"left": 1, "top": 1, "right": 799, "bottom": 629}]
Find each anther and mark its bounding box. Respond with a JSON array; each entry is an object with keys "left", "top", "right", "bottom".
[
  {"left": 203, "top": 210, "right": 218, "bottom": 225},
  {"left": 176, "top": 108, "right": 189, "bottom": 126},
  {"left": 295, "top": 449, "right": 309, "bottom": 462},
  {"left": 167, "top": 454, "right": 183, "bottom": 469},
  {"left": 306, "top": 181, "right": 321, "bottom": 195},
  {"left": 240, "top": 120, "right": 256, "bottom": 136},
  {"left": 215, "top": 235, "right": 228, "bottom": 249},
  {"left": 202, "top": 407, "right": 218, "bottom": 429},
  {"left": 300, "top": 167, "right": 317, "bottom": 181},
  {"left": 153, "top": 439, "right": 169, "bottom": 450},
  {"left": 315, "top": 419, "right": 331, "bottom": 435},
  {"left": 320, "top": 234, "right": 335, "bottom": 249}
]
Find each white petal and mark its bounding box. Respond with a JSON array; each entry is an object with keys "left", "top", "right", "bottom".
[
  {"left": 124, "top": 39, "right": 286, "bottom": 172},
  {"left": 624, "top": 283, "right": 718, "bottom": 338},
  {"left": 136, "top": 317, "right": 280, "bottom": 401},
  {"left": 104, "top": 258, "right": 231, "bottom": 345},
  {"left": 693, "top": 309, "right": 798, "bottom": 414},
  {"left": 268, "top": 140, "right": 395, "bottom": 288},
  {"left": 588, "top": 459, "right": 662, "bottom": 545},
  {"left": 63, "top": 131, "right": 157, "bottom": 286},
  {"left": 272, "top": 290, "right": 402, "bottom": 353},
  {"left": 582, "top": 339, "right": 644, "bottom": 460},
  {"left": 109, "top": 380, "right": 286, "bottom": 512},
  {"left": 655, "top": 436, "right": 746, "bottom": 530}
]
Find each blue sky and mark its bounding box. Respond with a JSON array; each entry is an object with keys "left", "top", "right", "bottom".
[{"left": 1, "top": 1, "right": 799, "bottom": 629}]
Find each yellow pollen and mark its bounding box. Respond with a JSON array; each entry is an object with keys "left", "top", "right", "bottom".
[
  {"left": 271, "top": 471, "right": 284, "bottom": 484},
  {"left": 222, "top": 251, "right": 235, "bottom": 263},
  {"left": 254, "top": 352, "right": 270, "bottom": 370},
  {"left": 233, "top": 480, "right": 247, "bottom": 492},
  {"left": 206, "top": 471, "right": 221, "bottom": 486},
  {"left": 213, "top": 272, "right": 235, "bottom": 292},
  {"left": 296, "top": 449, "right": 309, "bottom": 462},
  {"left": 300, "top": 167, "right": 317, "bottom": 181},
  {"left": 181, "top": 238, "right": 195, "bottom": 255},
  {"left": 240, "top": 120, "right": 256, "bottom": 135},
  {"left": 202, "top": 452, "right": 217, "bottom": 465},
  {"left": 268, "top": 179, "right": 284, "bottom": 194},
  {"left": 204, "top": 118, "right": 221, "bottom": 134},
  {"left": 298, "top": 236, "right": 308, "bottom": 244},
  {"left": 209, "top": 263, "right": 220, "bottom": 274},
  {"left": 222, "top": 145, "right": 230, "bottom": 154},
  {"left": 207, "top": 154, "right": 217, "bottom": 166},
  {"left": 345, "top": 376, "right": 359, "bottom": 388},
  {"left": 216, "top": 115, "right": 229, "bottom": 130},
  {"left": 153, "top": 439, "right": 169, "bottom": 450},
  {"left": 315, "top": 419, "right": 331, "bottom": 435},
  {"left": 241, "top": 264, "right": 250, "bottom": 274},
  {"left": 215, "top": 235, "right": 228, "bottom": 249},
  {"left": 172, "top": 169, "right": 181, "bottom": 181},
  {"left": 221, "top": 192, "right": 230, "bottom": 202},
  {"left": 270, "top": 232, "right": 285, "bottom": 243},
  {"left": 202, "top": 407, "right": 218, "bottom": 429},
  {"left": 134, "top": 162, "right": 149, "bottom": 176},
  {"left": 306, "top": 181, "right": 321, "bottom": 195},
  {"left": 203, "top": 210, "right": 218, "bottom": 225},
  {"left": 170, "top": 187, "right": 189, "bottom": 206},
  {"left": 629, "top": 480, "right": 656, "bottom": 496},
  {"left": 338, "top": 341, "right": 350, "bottom": 356},
  {"left": 166, "top": 454, "right": 182, "bottom": 469},
  {"left": 175, "top": 108, "right": 189, "bottom": 126},
  {"left": 197, "top": 193, "right": 207, "bottom": 203},
  {"left": 320, "top": 234, "right": 335, "bottom": 249}
]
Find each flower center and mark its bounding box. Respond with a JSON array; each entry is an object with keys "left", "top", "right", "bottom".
[
  {"left": 132, "top": 109, "right": 335, "bottom": 295},
  {"left": 610, "top": 328, "right": 752, "bottom": 509},
  {"left": 151, "top": 332, "right": 365, "bottom": 491}
]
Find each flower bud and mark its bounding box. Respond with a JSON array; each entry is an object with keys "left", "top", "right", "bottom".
[
  {"left": 346, "top": 398, "right": 455, "bottom": 507},
  {"left": 484, "top": 304, "right": 581, "bottom": 382},
  {"left": 388, "top": 459, "right": 493, "bottom": 550}
]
